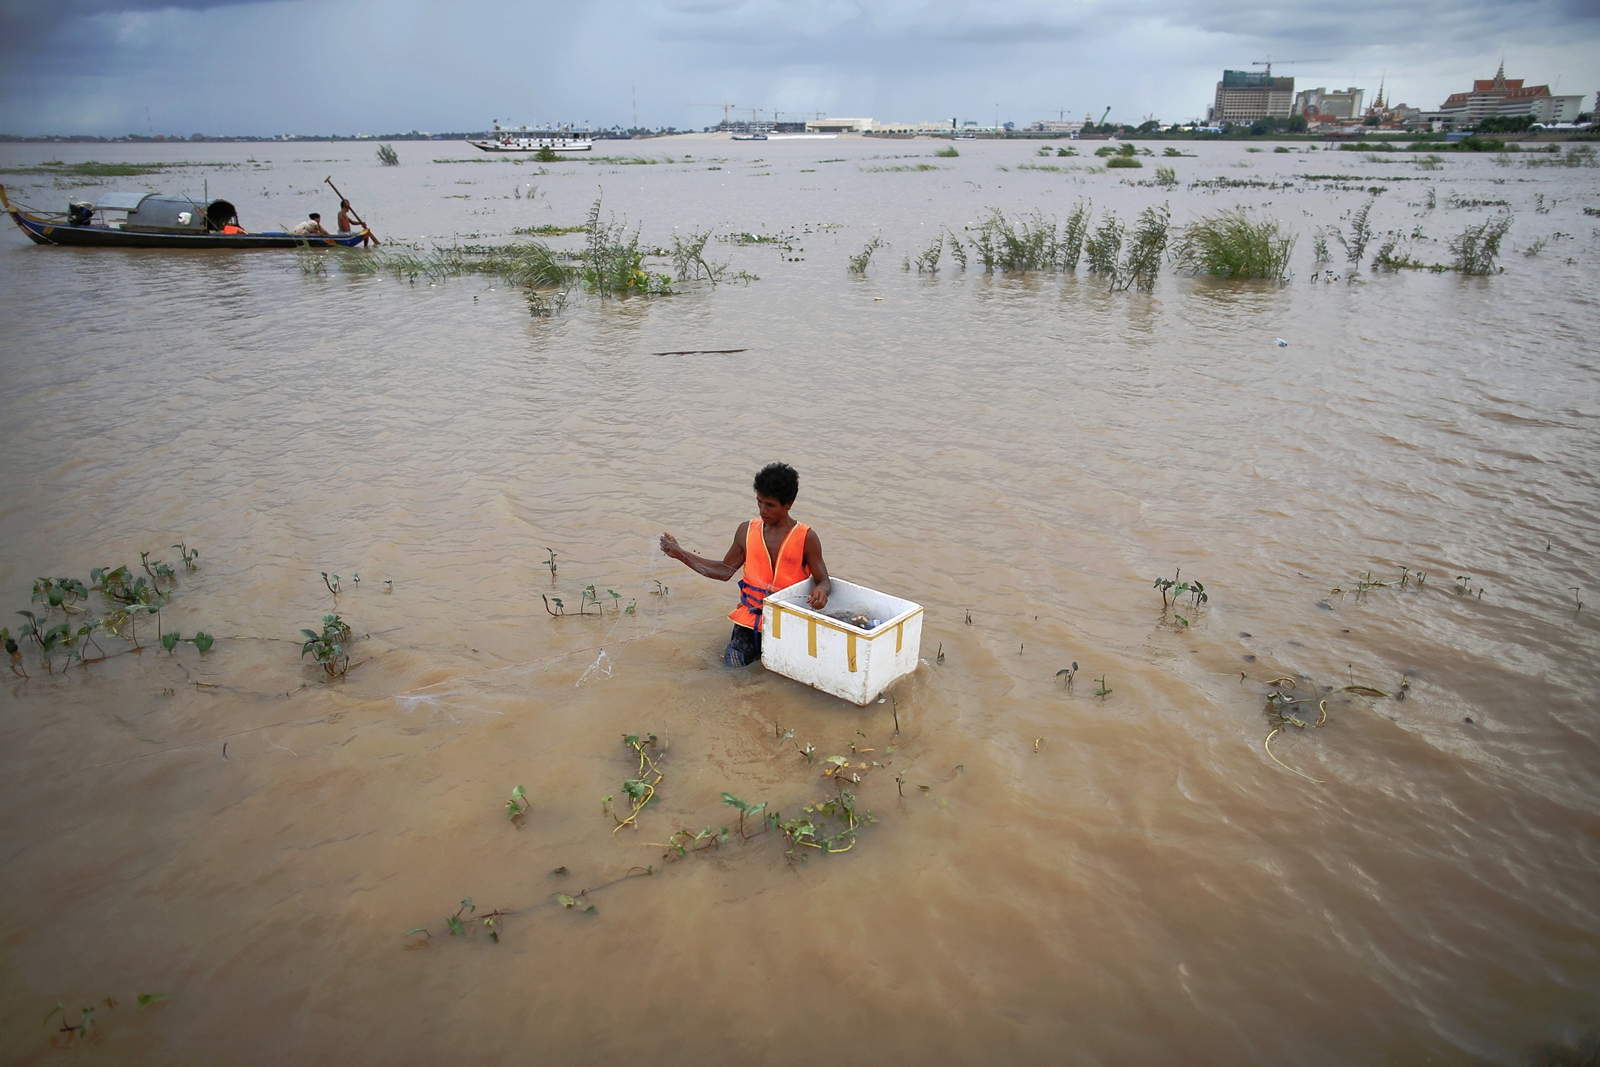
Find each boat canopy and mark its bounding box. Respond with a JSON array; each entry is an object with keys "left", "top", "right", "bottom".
[
  {"left": 93, "top": 192, "right": 149, "bottom": 211},
  {"left": 121, "top": 195, "right": 239, "bottom": 233}
]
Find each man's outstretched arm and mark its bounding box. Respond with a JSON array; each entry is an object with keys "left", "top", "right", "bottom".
[
  {"left": 660, "top": 523, "right": 747, "bottom": 582},
  {"left": 803, "top": 528, "right": 831, "bottom": 609}
]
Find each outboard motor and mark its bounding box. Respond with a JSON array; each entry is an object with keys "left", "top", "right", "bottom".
[{"left": 67, "top": 201, "right": 93, "bottom": 226}]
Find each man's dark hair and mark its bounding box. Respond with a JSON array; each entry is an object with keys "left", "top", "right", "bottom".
[
  {"left": 753, "top": 462, "right": 799, "bottom": 506},
  {"left": 309, "top": 212, "right": 321, "bottom": 219}
]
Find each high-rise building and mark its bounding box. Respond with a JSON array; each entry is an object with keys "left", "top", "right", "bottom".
[
  {"left": 1437, "top": 64, "right": 1586, "bottom": 125},
  {"left": 1208, "top": 70, "right": 1295, "bottom": 125},
  {"left": 1293, "top": 87, "right": 1364, "bottom": 123}
]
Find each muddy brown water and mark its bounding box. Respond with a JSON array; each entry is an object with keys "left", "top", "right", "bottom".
[{"left": 1, "top": 138, "right": 1597, "bottom": 1065}]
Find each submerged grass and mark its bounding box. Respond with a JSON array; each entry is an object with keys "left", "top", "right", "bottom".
[
  {"left": 0, "top": 160, "right": 231, "bottom": 177},
  {"left": 512, "top": 223, "right": 590, "bottom": 236},
  {"left": 341, "top": 241, "right": 570, "bottom": 288},
  {"left": 1170, "top": 208, "right": 1296, "bottom": 281}
]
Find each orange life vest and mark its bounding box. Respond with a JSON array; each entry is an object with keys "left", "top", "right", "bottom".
[{"left": 730, "top": 517, "right": 810, "bottom": 630}]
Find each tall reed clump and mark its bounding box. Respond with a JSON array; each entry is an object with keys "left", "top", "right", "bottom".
[
  {"left": 1060, "top": 200, "right": 1091, "bottom": 270},
  {"left": 1083, "top": 206, "right": 1169, "bottom": 290},
  {"left": 1334, "top": 197, "right": 1377, "bottom": 268},
  {"left": 961, "top": 200, "right": 1092, "bottom": 273},
  {"left": 1448, "top": 210, "right": 1513, "bottom": 274},
  {"left": 1084, "top": 216, "right": 1122, "bottom": 276},
  {"left": 968, "top": 209, "right": 1059, "bottom": 271},
  {"left": 582, "top": 197, "right": 672, "bottom": 296},
  {"left": 1170, "top": 208, "right": 1296, "bottom": 281},
  {"left": 1115, "top": 205, "right": 1170, "bottom": 291},
  {"left": 376, "top": 144, "right": 399, "bottom": 166},
  {"left": 668, "top": 229, "right": 727, "bottom": 284},
  {"left": 934, "top": 145, "right": 960, "bottom": 158},
  {"left": 847, "top": 236, "right": 882, "bottom": 273}
]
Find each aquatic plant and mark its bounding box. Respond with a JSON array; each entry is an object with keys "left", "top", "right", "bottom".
[
  {"left": 1084, "top": 215, "right": 1123, "bottom": 275},
  {"left": 1109, "top": 204, "right": 1170, "bottom": 292},
  {"left": 1152, "top": 568, "right": 1206, "bottom": 610},
  {"left": 512, "top": 222, "right": 589, "bottom": 236},
  {"left": 1263, "top": 691, "right": 1327, "bottom": 784},
  {"left": 604, "top": 733, "right": 664, "bottom": 833},
  {"left": 7, "top": 548, "right": 203, "bottom": 674},
  {"left": 1059, "top": 199, "right": 1091, "bottom": 270},
  {"left": 968, "top": 208, "right": 1059, "bottom": 272},
  {"left": 1153, "top": 165, "right": 1178, "bottom": 188},
  {"left": 1106, "top": 156, "right": 1143, "bottom": 169},
  {"left": 1056, "top": 661, "right": 1079, "bottom": 689},
  {"left": 536, "top": 146, "right": 560, "bottom": 163},
  {"left": 376, "top": 144, "right": 399, "bottom": 167},
  {"left": 0, "top": 160, "right": 199, "bottom": 178},
  {"left": 581, "top": 198, "right": 672, "bottom": 296},
  {"left": 1449, "top": 210, "right": 1513, "bottom": 274},
  {"left": 1519, "top": 144, "right": 1596, "bottom": 168},
  {"left": 934, "top": 146, "right": 960, "bottom": 157},
  {"left": 668, "top": 228, "right": 728, "bottom": 284},
  {"left": 943, "top": 229, "right": 968, "bottom": 269},
  {"left": 295, "top": 246, "right": 328, "bottom": 275},
  {"left": 720, "top": 793, "right": 771, "bottom": 838},
  {"left": 1169, "top": 208, "right": 1297, "bottom": 281},
  {"left": 1094, "top": 675, "right": 1112, "bottom": 698},
  {"left": 506, "top": 785, "right": 528, "bottom": 821},
  {"left": 404, "top": 896, "right": 511, "bottom": 944},
  {"left": 913, "top": 235, "right": 943, "bottom": 273},
  {"left": 300, "top": 613, "right": 356, "bottom": 678},
  {"left": 343, "top": 241, "right": 572, "bottom": 299},
  {"left": 1336, "top": 197, "right": 1377, "bottom": 267},
  {"left": 847, "top": 236, "right": 883, "bottom": 274}
]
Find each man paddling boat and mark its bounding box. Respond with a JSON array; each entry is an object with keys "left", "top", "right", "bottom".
[{"left": 660, "top": 462, "right": 832, "bottom": 667}]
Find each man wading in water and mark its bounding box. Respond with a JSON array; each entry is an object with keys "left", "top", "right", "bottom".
[{"left": 660, "top": 462, "right": 832, "bottom": 667}]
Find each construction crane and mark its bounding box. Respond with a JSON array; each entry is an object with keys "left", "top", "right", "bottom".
[
  {"left": 688, "top": 102, "right": 738, "bottom": 125},
  {"left": 1099, "top": 106, "right": 1112, "bottom": 125},
  {"left": 1251, "top": 57, "right": 1329, "bottom": 77},
  {"left": 1031, "top": 107, "right": 1073, "bottom": 122}
]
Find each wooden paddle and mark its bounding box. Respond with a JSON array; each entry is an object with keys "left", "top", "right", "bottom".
[{"left": 323, "top": 176, "right": 380, "bottom": 246}]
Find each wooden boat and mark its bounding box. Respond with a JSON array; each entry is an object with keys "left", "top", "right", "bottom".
[{"left": 1, "top": 185, "right": 369, "bottom": 249}]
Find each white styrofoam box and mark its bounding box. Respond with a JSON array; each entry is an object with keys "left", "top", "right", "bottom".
[{"left": 761, "top": 578, "right": 923, "bottom": 706}]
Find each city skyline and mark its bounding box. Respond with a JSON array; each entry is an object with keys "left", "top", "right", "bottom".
[{"left": 1, "top": 0, "right": 1596, "bottom": 137}]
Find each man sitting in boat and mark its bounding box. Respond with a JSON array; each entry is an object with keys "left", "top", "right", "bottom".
[
  {"left": 289, "top": 212, "right": 328, "bottom": 236},
  {"left": 659, "top": 462, "right": 832, "bottom": 667}
]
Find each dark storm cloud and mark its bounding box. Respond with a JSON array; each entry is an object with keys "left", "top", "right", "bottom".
[
  {"left": 1, "top": 0, "right": 1596, "bottom": 134},
  {"left": 0, "top": 0, "right": 279, "bottom": 67},
  {"left": 646, "top": 0, "right": 1596, "bottom": 62}
]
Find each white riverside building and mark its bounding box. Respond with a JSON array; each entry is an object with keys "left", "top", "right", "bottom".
[{"left": 1435, "top": 64, "right": 1586, "bottom": 126}]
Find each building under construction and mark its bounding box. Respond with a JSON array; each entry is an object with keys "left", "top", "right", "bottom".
[{"left": 1207, "top": 70, "right": 1295, "bottom": 125}]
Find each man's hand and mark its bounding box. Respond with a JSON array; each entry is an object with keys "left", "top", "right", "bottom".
[
  {"left": 806, "top": 581, "right": 831, "bottom": 610},
  {"left": 659, "top": 532, "right": 682, "bottom": 559}
]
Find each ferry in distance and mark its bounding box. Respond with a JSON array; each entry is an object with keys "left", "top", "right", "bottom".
[{"left": 469, "top": 121, "right": 593, "bottom": 153}]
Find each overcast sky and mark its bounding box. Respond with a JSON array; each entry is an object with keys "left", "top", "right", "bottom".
[{"left": 2, "top": 0, "right": 1597, "bottom": 136}]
